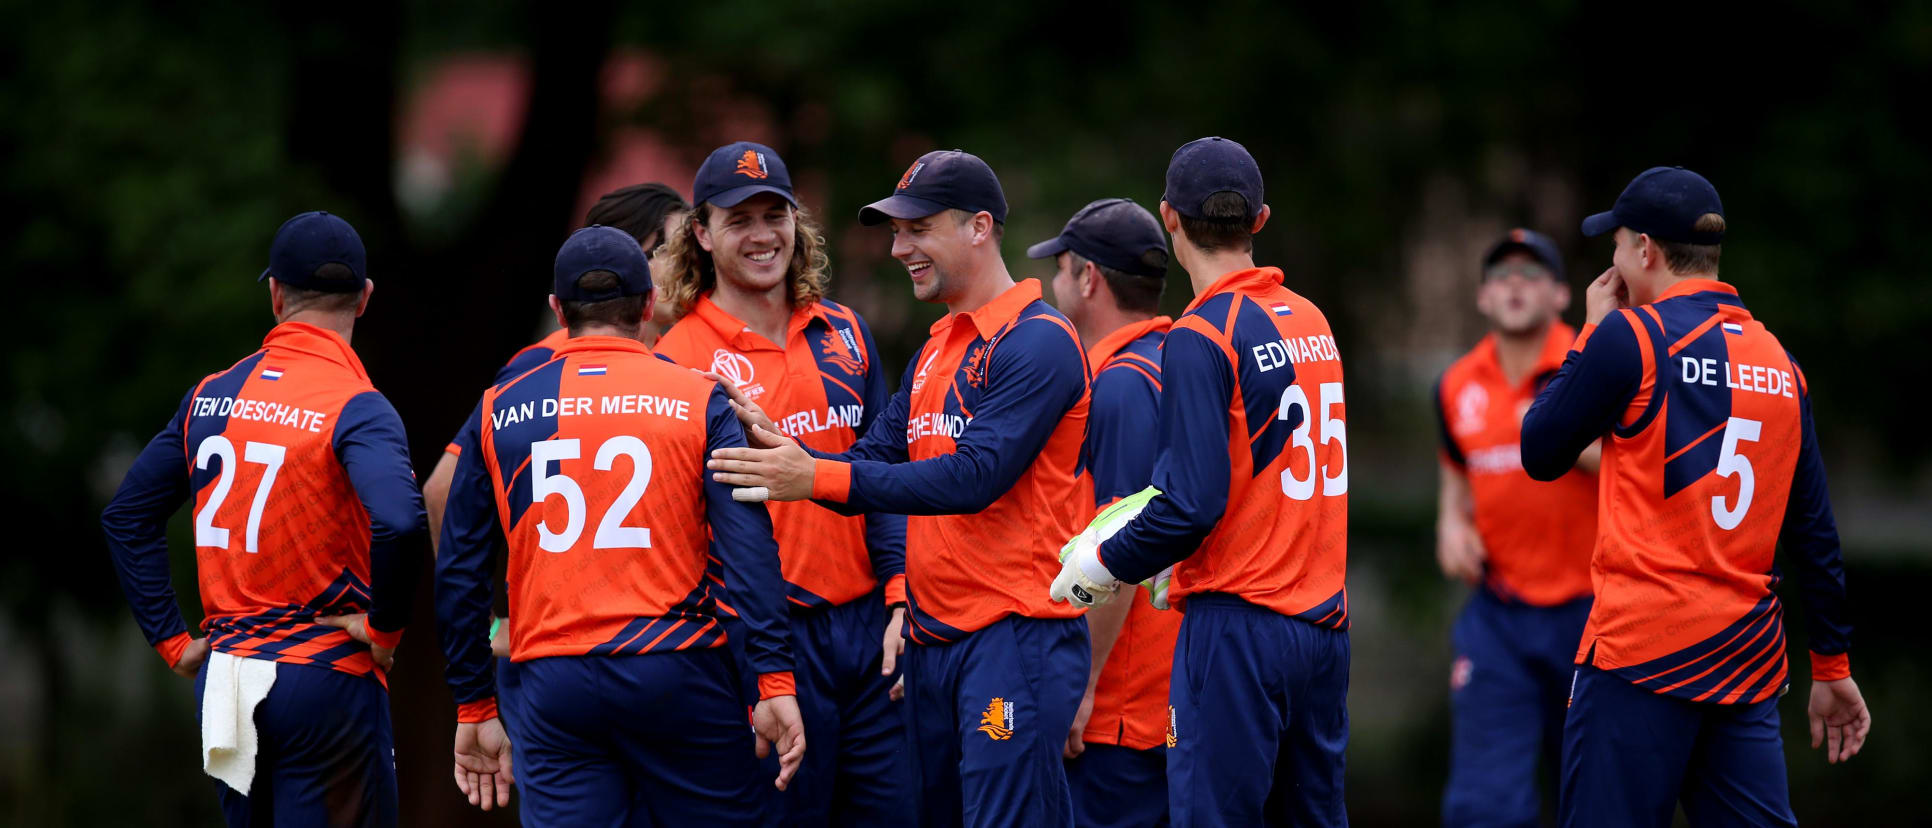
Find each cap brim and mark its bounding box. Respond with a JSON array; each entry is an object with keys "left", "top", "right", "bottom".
[
  {"left": 857, "top": 194, "right": 951, "bottom": 226},
  {"left": 1025, "top": 236, "right": 1070, "bottom": 260},
  {"left": 705, "top": 184, "right": 797, "bottom": 209},
  {"left": 258, "top": 267, "right": 272, "bottom": 282},
  {"left": 1580, "top": 211, "right": 1620, "bottom": 238}
]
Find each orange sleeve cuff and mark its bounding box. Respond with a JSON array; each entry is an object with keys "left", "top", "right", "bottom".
[
  {"left": 1572, "top": 321, "right": 1599, "bottom": 351},
  {"left": 456, "top": 698, "right": 499, "bottom": 723},
  {"left": 366, "top": 624, "right": 404, "bottom": 651},
  {"left": 445, "top": 443, "right": 462, "bottom": 457},
  {"left": 1810, "top": 651, "right": 1851, "bottom": 681},
  {"left": 155, "top": 632, "right": 192, "bottom": 668},
  {"left": 758, "top": 671, "right": 797, "bottom": 700},
  {"left": 811, "top": 459, "right": 852, "bottom": 502},
  {"left": 883, "top": 574, "right": 908, "bottom": 608}
]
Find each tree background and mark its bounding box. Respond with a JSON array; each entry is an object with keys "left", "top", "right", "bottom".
[{"left": 4, "top": 1, "right": 1927, "bottom": 824}]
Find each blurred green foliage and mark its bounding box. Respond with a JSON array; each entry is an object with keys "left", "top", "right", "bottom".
[{"left": 5, "top": 0, "right": 1927, "bottom": 825}]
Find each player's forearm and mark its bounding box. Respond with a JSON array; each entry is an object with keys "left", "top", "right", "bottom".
[
  {"left": 424, "top": 450, "right": 457, "bottom": 552},
  {"left": 864, "top": 511, "right": 907, "bottom": 586},
  {"left": 101, "top": 425, "right": 194, "bottom": 650},
  {"left": 1083, "top": 589, "right": 1134, "bottom": 687},
  {"left": 1786, "top": 395, "right": 1852, "bottom": 673}
]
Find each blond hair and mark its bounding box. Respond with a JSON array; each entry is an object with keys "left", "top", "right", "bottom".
[{"left": 657, "top": 202, "right": 830, "bottom": 320}]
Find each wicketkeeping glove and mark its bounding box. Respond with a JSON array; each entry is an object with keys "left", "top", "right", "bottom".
[{"left": 1050, "top": 487, "right": 1161, "bottom": 608}]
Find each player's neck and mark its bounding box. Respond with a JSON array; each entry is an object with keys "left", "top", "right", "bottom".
[
  {"left": 1180, "top": 249, "right": 1258, "bottom": 297},
  {"left": 277, "top": 310, "right": 354, "bottom": 344},
  {"left": 943, "top": 258, "right": 1017, "bottom": 317},
  {"left": 567, "top": 323, "right": 645, "bottom": 343},
  {"left": 1641, "top": 270, "right": 1718, "bottom": 304},
  {"left": 710, "top": 276, "right": 792, "bottom": 346},
  {"left": 1492, "top": 321, "right": 1551, "bottom": 386},
  {"left": 1080, "top": 305, "right": 1155, "bottom": 352}
]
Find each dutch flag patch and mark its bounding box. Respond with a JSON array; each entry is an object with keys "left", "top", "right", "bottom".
[
  {"left": 1271, "top": 303, "right": 1294, "bottom": 316},
  {"left": 1722, "top": 322, "right": 1745, "bottom": 335},
  {"left": 259, "top": 366, "right": 284, "bottom": 381},
  {"left": 578, "top": 364, "right": 608, "bottom": 376}
]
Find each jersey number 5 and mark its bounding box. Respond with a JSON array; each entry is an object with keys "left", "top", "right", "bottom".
[
  {"left": 1278, "top": 382, "right": 1348, "bottom": 501},
  {"left": 194, "top": 435, "right": 286, "bottom": 554},
  {"left": 1712, "top": 417, "right": 1761, "bottom": 530},
  {"left": 530, "top": 436, "right": 654, "bottom": 553}
]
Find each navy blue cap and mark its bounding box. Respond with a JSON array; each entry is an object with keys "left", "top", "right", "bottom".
[
  {"left": 693, "top": 141, "right": 796, "bottom": 209},
  {"left": 1482, "top": 228, "right": 1565, "bottom": 279},
  {"left": 1026, "top": 198, "right": 1169, "bottom": 278},
  {"left": 554, "top": 225, "right": 652, "bottom": 301},
  {"left": 1581, "top": 166, "right": 1725, "bottom": 244},
  {"left": 260, "top": 211, "right": 367, "bottom": 292},
  {"left": 858, "top": 150, "right": 1008, "bottom": 226},
  {"left": 1162, "top": 136, "right": 1264, "bottom": 222}
]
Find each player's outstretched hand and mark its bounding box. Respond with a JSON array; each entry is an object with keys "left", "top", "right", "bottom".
[
  {"left": 753, "top": 694, "right": 807, "bottom": 791},
  {"left": 1808, "top": 677, "right": 1871, "bottom": 764},
  {"left": 1585, "top": 267, "right": 1627, "bottom": 326},
  {"left": 702, "top": 371, "right": 779, "bottom": 435},
  {"left": 171, "top": 637, "right": 210, "bottom": 679},
  {"left": 317, "top": 613, "right": 395, "bottom": 671},
  {"left": 453, "top": 717, "right": 514, "bottom": 810},
  {"left": 709, "top": 424, "right": 814, "bottom": 501},
  {"left": 881, "top": 606, "right": 907, "bottom": 678}
]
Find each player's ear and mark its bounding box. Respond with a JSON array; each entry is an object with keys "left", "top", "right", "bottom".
[
  {"left": 268, "top": 277, "right": 286, "bottom": 320},
  {"left": 1158, "top": 201, "right": 1180, "bottom": 234},
  {"left": 973, "top": 211, "right": 995, "bottom": 246},
  {"left": 548, "top": 295, "right": 567, "bottom": 331},
  {"left": 354, "top": 279, "right": 375, "bottom": 318},
  {"left": 1250, "top": 204, "right": 1271, "bottom": 235},
  {"left": 1552, "top": 280, "right": 1572, "bottom": 314},
  {"left": 1081, "top": 261, "right": 1100, "bottom": 299},
  {"left": 693, "top": 210, "right": 716, "bottom": 253}
]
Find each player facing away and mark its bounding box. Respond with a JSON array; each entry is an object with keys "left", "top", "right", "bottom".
[
  {"left": 1049, "top": 137, "right": 1352, "bottom": 827},
  {"left": 653, "top": 141, "right": 909, "bottom": 826},
  {"left": 1433, "top": 229, "right": 1599, "bottom": 827},
  {"left": 1520, "top": 167, "right": 1870, "bottom": 827},
  {"left": 100, "top": 211, "right": 425, "bottom": 826},
  {"left": 1033, "top": 198, "right": 1181, "bottom": 828},
  {"left": 706, "top": 149, "right": 1094, "bottom": 828},
  {"left": 435, "top": 226, "right": 805, "bottom": 826}
]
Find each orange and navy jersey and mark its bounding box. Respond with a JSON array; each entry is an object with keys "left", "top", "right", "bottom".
[
  {"left": 436, "top": 335, "right": 793, "bottom": 712},
  {"left": 444, "top": 328, "right": 572, "bottom": 458},
  {"left": 1434, "top": 324, "right": 1597, "bottom": 606},
  {"left": 1521, "top": 279, "right": 1851, "bottom": 703},
  {"left": 1079, "top": 316, "right": 1183, "bottom": 751},
  {"left": 805, "top": 279, "right": 1090, "bottom": 644},
  {"left": 101, "top": 322, "right": 425, "bottom": 683},
  {"left": 1098, "top": 267, "right": 1349, "bottom": 629},
  {"left": 655, "top": 295, "right": 906, "bottom": 610}
]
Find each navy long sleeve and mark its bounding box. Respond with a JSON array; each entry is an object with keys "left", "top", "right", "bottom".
[
  {"left": 1096, "top": 327, "right": 1238, "bottom": 585},
  {"left": 1782, "top": 372, "right": 1851, "bottom": 657},
  {"left": 1521, "top": 314, "right": 1643, "bottom": 481},
  {"left": 852, "top": 319, "right": 908, "bottom": 584},
  {"left": 435, "top": 400, "right": 504, "bottom": 705},
  {"left": 835, "top": 319, "right": 1086, "bottom": 516},
  {"left": 1088, "top": 366, "right": 1162, "bottom": 506},
  {"left": 101, "top": 390, "right": 195, "bottom": 648},
  {"left": 335, "top": 391, "right": 426, "bottom": 636},
  {"left": 704, "top": 387, "right": 793, "bottom": 677}
]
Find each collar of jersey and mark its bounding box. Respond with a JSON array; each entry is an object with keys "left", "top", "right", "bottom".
[
  {"left": 1183, "top": 267, "right": 1285, "bottom": 315},
  {"left": 262, "top": 321, "right": 369, "bottom": 382},
  {"left": 549, "top": 334, "right": 653, "bottom": 359},
  {"left": 1653, "top": 277, "right": 1737, "bottom": 304},
  {"left": 928, "top": 278, "right": 1043, "bottom": 339},
  {"left": 691, "top": 292, "right": 826, "bottom": 352},
  {"left": 1474, "top": 321, "right": 1575, "bottom": 387},
  {"left": 1087, "top": 316, "right": 1173, "bottom": 372}
]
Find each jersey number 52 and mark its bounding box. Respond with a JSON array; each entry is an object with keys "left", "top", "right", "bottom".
[{"left": 530, "top": 436, "right": 655, "bottom": 553}]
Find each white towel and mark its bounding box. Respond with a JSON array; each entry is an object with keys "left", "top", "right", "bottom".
[{"left": 201, "top": 651, "right": 278, "bottom": 795}]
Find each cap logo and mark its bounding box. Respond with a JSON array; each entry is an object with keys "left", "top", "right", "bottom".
[
  {"left": 1510, "top": 228, "right": 1527, "bottom": 243},
  {"left": 897, "top": 161, "right": 926, "bottom": 190},
  {"left": 735, "top": 151, "right": 769, "bottom": 180}
]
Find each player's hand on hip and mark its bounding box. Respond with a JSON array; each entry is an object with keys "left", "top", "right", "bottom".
[
  {"left": 709, "top": 425, "right": 814, "bottom": 501},
  {"left": 703, "top": 371, "right": 779, "bottom": 435},
  {"left": 316, "top": 613, "right": 395, "bottom": 671},
  {"left": 1065, "top": 689, "right": 1096, "bottom": 759},
  {"left": 881, "top": 606, "right": 907, "bottom": 677},
  {"left": 753, "top": 694, "right": 807, "bottom": 791},
  {"left": 171, "top": 637, "right": 210, "bottom": 679},
  {"left": 1808, "top": 677, "right": 1872, "bottom": 764},
  {"left": 453, "top": 717, "right": 514, "bottom": 810},
  {"left": 1584, "top": 267, "right": 1627, "bottom": 326}
]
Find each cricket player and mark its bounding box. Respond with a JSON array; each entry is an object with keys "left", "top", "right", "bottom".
[
  {"left": 1434, "top": 228, "right": 1598, "bottom": 826},
  {"left": 1048, "top": 137, "right": 1351, "bottom": 827},
  {"left": 654, "top": 141, "right": 908, "bottom": 826},
  {"left": 1032, "top": 197, "right": 1180, "bottom": 828},
  {"left": 1520, "top": 166, "right": 1869, "bottom": 827},
  {"left": 100, "top": 211, "right": 424, "bottom": 826},
  {"left": 706, "top": 149, "right": 1093, "bottom": 827},
  {"left": 435, "top": 225, "right": 805, "bottom": 826}
]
